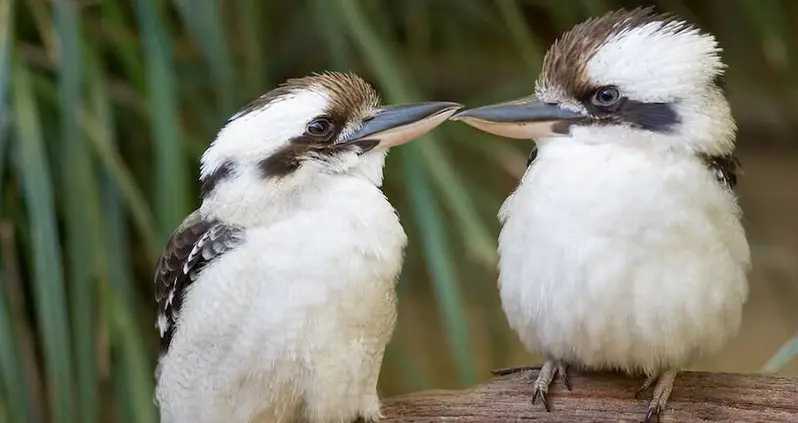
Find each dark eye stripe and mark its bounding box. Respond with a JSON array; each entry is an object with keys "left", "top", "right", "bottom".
[{"left": 580, "top": 86, "right": 681, "bottom": 134}]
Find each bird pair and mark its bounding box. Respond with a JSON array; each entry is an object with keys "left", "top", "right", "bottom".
[{"left": 153, "top": 7, "right": 750, "bottom": 423}]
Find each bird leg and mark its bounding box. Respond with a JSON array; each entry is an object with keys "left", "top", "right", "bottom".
[
  {"left": 640, "top": 369, "right": 678, "bottom": 423},
  {"left": 532, "top": 360, "right": 569, "bottom": 412},
  {"left": 635, "top": 373, "right": 659, "bottom": 399},
  {"left": 491, "top": 359, "right": 570, "bottom": 411}
]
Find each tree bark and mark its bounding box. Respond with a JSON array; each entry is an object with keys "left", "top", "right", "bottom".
[{"left": 381, "top": 370, "right": 798, "bottom": 422}]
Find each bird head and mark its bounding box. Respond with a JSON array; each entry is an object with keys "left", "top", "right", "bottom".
[
  {"left": 200, "top": 72, "right": 461, "bottom": 199},
  {"left": 452, "top": 7, "right": 735, "bottom": 155}
]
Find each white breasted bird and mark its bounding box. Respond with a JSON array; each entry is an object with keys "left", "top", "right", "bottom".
[
  {"left": 451, "top": 7, "right": 750, "bottom": 422},
  {"left": 153, "top": 71, "right": 461, "bottom": 423}
]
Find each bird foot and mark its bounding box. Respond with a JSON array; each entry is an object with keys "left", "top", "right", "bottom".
[
  {"left": 491, "top": 360, "right": 570, "bottom": 411},
  {"left": 635, "top": 373, "right": 658, "bottom": 399},
  {"left": 529, "top": 360, "right": 570, "bottom": 412},
  {"left": 639, "top": 370, "right": 678, "bottom": 423}
]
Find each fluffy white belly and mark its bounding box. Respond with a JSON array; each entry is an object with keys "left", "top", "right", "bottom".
[
  {"left": 498, "top": 142, "right": 750, "bottom": 375},
  {"left": 155, "top": 189, "right": 405, "bottom": 423}
]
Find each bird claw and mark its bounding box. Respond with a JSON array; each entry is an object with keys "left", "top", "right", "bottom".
[
  {"left": 532, "top": 386, "right": 551, "bottom": 412},
  {"left": 558, "top": 363, "right": 571, "bottom": 391},
  {"left": 639, "top": 370, "right": 678, "bottom": 423},
  {"left": 497, "top": 360, "right": 568, "bottom": 411},
  {"left": 644, "top": 404, "right": 661, "bottom": 423},
  {"left": 635, "top": 373, "right": 659, "bottom": 399},
  {"left": 527, "top": 360, "right": 569, "bottom": 412},
  {"left": 490, "top": 365, "right": 542, "bottom": 376}
]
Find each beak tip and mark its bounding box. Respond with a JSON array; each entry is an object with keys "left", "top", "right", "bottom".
[
  {"left": 441, "top": 102, "right": 464, "bottom": 113},
  {"left": 449, "top": 110, "right": 471, "bottom": 121}
]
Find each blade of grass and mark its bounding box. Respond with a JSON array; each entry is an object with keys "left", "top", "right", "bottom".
[
  {"left": 382, "top": 336, "right": 429, "bottom": 393},
  {"left": 172, "top": 0, "right": 236, "bottom": 115},
  {"left": 23, "top": 0, "right": 55, "bottom": 57},
  {"left": 0, "top": 275, "right": 30, "bottom": 423},
  {"left": 1, "top": 216, "right": 46, "bottom": 423},
  {"left": 109, "top": 293, "right": 159, "bottom": 423},
  {"left": 311, "top": 0, "right": 353, "bottom": 70},
  {"left": 81, "top": 105, "right": 162, "bottom": 263},
  {"left": 496, "top": 0, "right": 545, "bottom": 75},
  {"left": 548, "top": 1, "right": 587, "bottom": 27},
  {"left": 99, "top": 0, "right": 146, "bottom": 91},
  {"left": 735, "top": 0, "right": 791, "bottom": 64},
  {"left": 761, "top": 332, "right": 798, "bottom": 372},
  {"left": 400, "top": 147, "right": 476, "bottom": 386},
  {"left": 86, "top": 39, "right": 158, "bottom": 423},
  {"left": 12, "top": 55, "right": 76, "bottom": 423},
  {"left": 335, "top": 0, "right": 477, "bottom": 386},
  {"left": 237, "top": 0, "right": 269, "bottom": 91},
  {"left": 0, "top": 0, "right": 11, "bottom": 187},
  {"left": 455, "top": 132, "right": 529, "bottom": 179},
  {"left": 51, "top": 1, "right": 100, "bottom": 421},
  {"left": 134, "top": 0, "right": 190, "bottom": 243},
  {"left": 27, "top": 71, "right": 162, "bottom": 262},
  {"left": 416, "top": 142, "right": 498, "bottom": 265}
]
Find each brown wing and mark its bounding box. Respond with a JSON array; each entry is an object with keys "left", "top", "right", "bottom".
[
  {"left": 154, "top": 210, "right": 244, "bottom": 354},
  {"left": 701, "top": 153, "right": 739, "bottom": 190}
]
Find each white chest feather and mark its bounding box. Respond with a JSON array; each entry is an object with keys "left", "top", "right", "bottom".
[
  {"left": 156, "top": 176, "right": 406, "bottom": 423},
  {"left": 498, "top": 141, "right": 750, "bottom": 375}
]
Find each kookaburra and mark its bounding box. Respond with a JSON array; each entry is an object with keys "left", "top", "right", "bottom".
[
  {"left": 153, "top": 71, "right": 461, "bottom": 423},
  {"left": 452, "top": 7, "right": 750, "bottom": 422}
]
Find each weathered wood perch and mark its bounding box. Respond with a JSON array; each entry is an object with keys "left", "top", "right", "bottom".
[{"left": 380, "top": 370, "right": 798, "bottom": 422}]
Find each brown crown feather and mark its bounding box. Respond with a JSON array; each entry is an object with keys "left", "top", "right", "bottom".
[
  {"left": 537, "top": 6, "right": 694, "bottom": 100},
  {"left": 230, "top": 71, "right": 380, "bottom": 123}
]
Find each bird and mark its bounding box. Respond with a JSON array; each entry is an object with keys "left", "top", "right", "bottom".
[
  {"left": 153, "top": 71, "right": 461, "bottom": 423},
  {"left": 451, "top": 7, "right": 750, "bottom": 422}
]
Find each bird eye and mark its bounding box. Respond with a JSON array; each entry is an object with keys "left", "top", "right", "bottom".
[
  {"left": 592, "top": 87, "right": 621, "bottom": 107},
  {"left": 306, "top": 118, "right": 334, "bottom": 138}
]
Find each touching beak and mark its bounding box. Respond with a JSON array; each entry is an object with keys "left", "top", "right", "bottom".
[
  {"left": 450, "top": 97, "right": 587, "bottom": 140},
  {"left": 343, "top": 101, "right": 463, "bottom": 149}
]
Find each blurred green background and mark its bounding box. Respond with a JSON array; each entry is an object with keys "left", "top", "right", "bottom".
[{"left": 3, "top": 0, "right": 798, "bottom": 422}]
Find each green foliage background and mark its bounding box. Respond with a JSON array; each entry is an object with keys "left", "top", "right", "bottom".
[{"left": 2, "top": 0, "right": 798, "bottom": 422}]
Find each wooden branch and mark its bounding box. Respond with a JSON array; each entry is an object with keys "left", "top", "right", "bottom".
[{"left": 381, "top": 370, "right": 798, "bottom": 422}]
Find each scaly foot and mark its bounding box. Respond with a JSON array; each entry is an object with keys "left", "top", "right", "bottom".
[
  {"left": 638, "top": 369, "right": 678, "bottom": 423},
  {"left": 492, "top": 360, "right": 570, "bottom": 412}
]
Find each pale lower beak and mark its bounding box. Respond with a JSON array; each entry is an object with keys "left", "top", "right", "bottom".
[
  {"left": 343, "top": 101, "right": 463, "bottom": 150},
  {"left": 450, "top": 97, "right": 587, "bottom": 140}
]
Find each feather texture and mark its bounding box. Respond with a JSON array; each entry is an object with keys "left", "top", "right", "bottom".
[{"left": 154, "top": 210, "right": 244, "bottom": 353}]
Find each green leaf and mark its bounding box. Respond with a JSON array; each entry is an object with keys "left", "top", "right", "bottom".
[
  {"left": 12, "top": 54, "right": 76, "bottom": 423},
  {"left": 416, "top": 142, "right": 498, "bottom": 265},
  {"left": 134, "top": 0, "right": 190, "bottom": 243},
  {"left": 237, "top": 0, "right": 269, "bottom": 91},
  {"left": 0, "top": 274, "right": 31, "bottom": 423},
  {"left": 172, "top": 0, "right": 236, "bottom": 115},
  {"left": 496, "top": 0, "right": 545, "bottom": 75},
  {"left": 51, "top": 1, "right": 100, "bottom": 421},
  {"left": 762, "top": 333, "right": 798, "bottom": 372},
  {"left": 0, "top": 0, "right": 12, "bottom": 191},
  {"left": 99, "top": 0, "right": 146, "bottom": 91},
  {"left": 85, "top": 37, "right": 159, "bottom": 423},
  {"left": 400, "top": 148, "right": 476, "bottom": 386}
]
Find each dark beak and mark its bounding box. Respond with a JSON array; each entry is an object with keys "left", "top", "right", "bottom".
[
  {"left": 450, "top": 97, "right": 587, "bottom": 140},
  {"left": 343, "top": 101, "right": 462, "bottom": 149}
]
